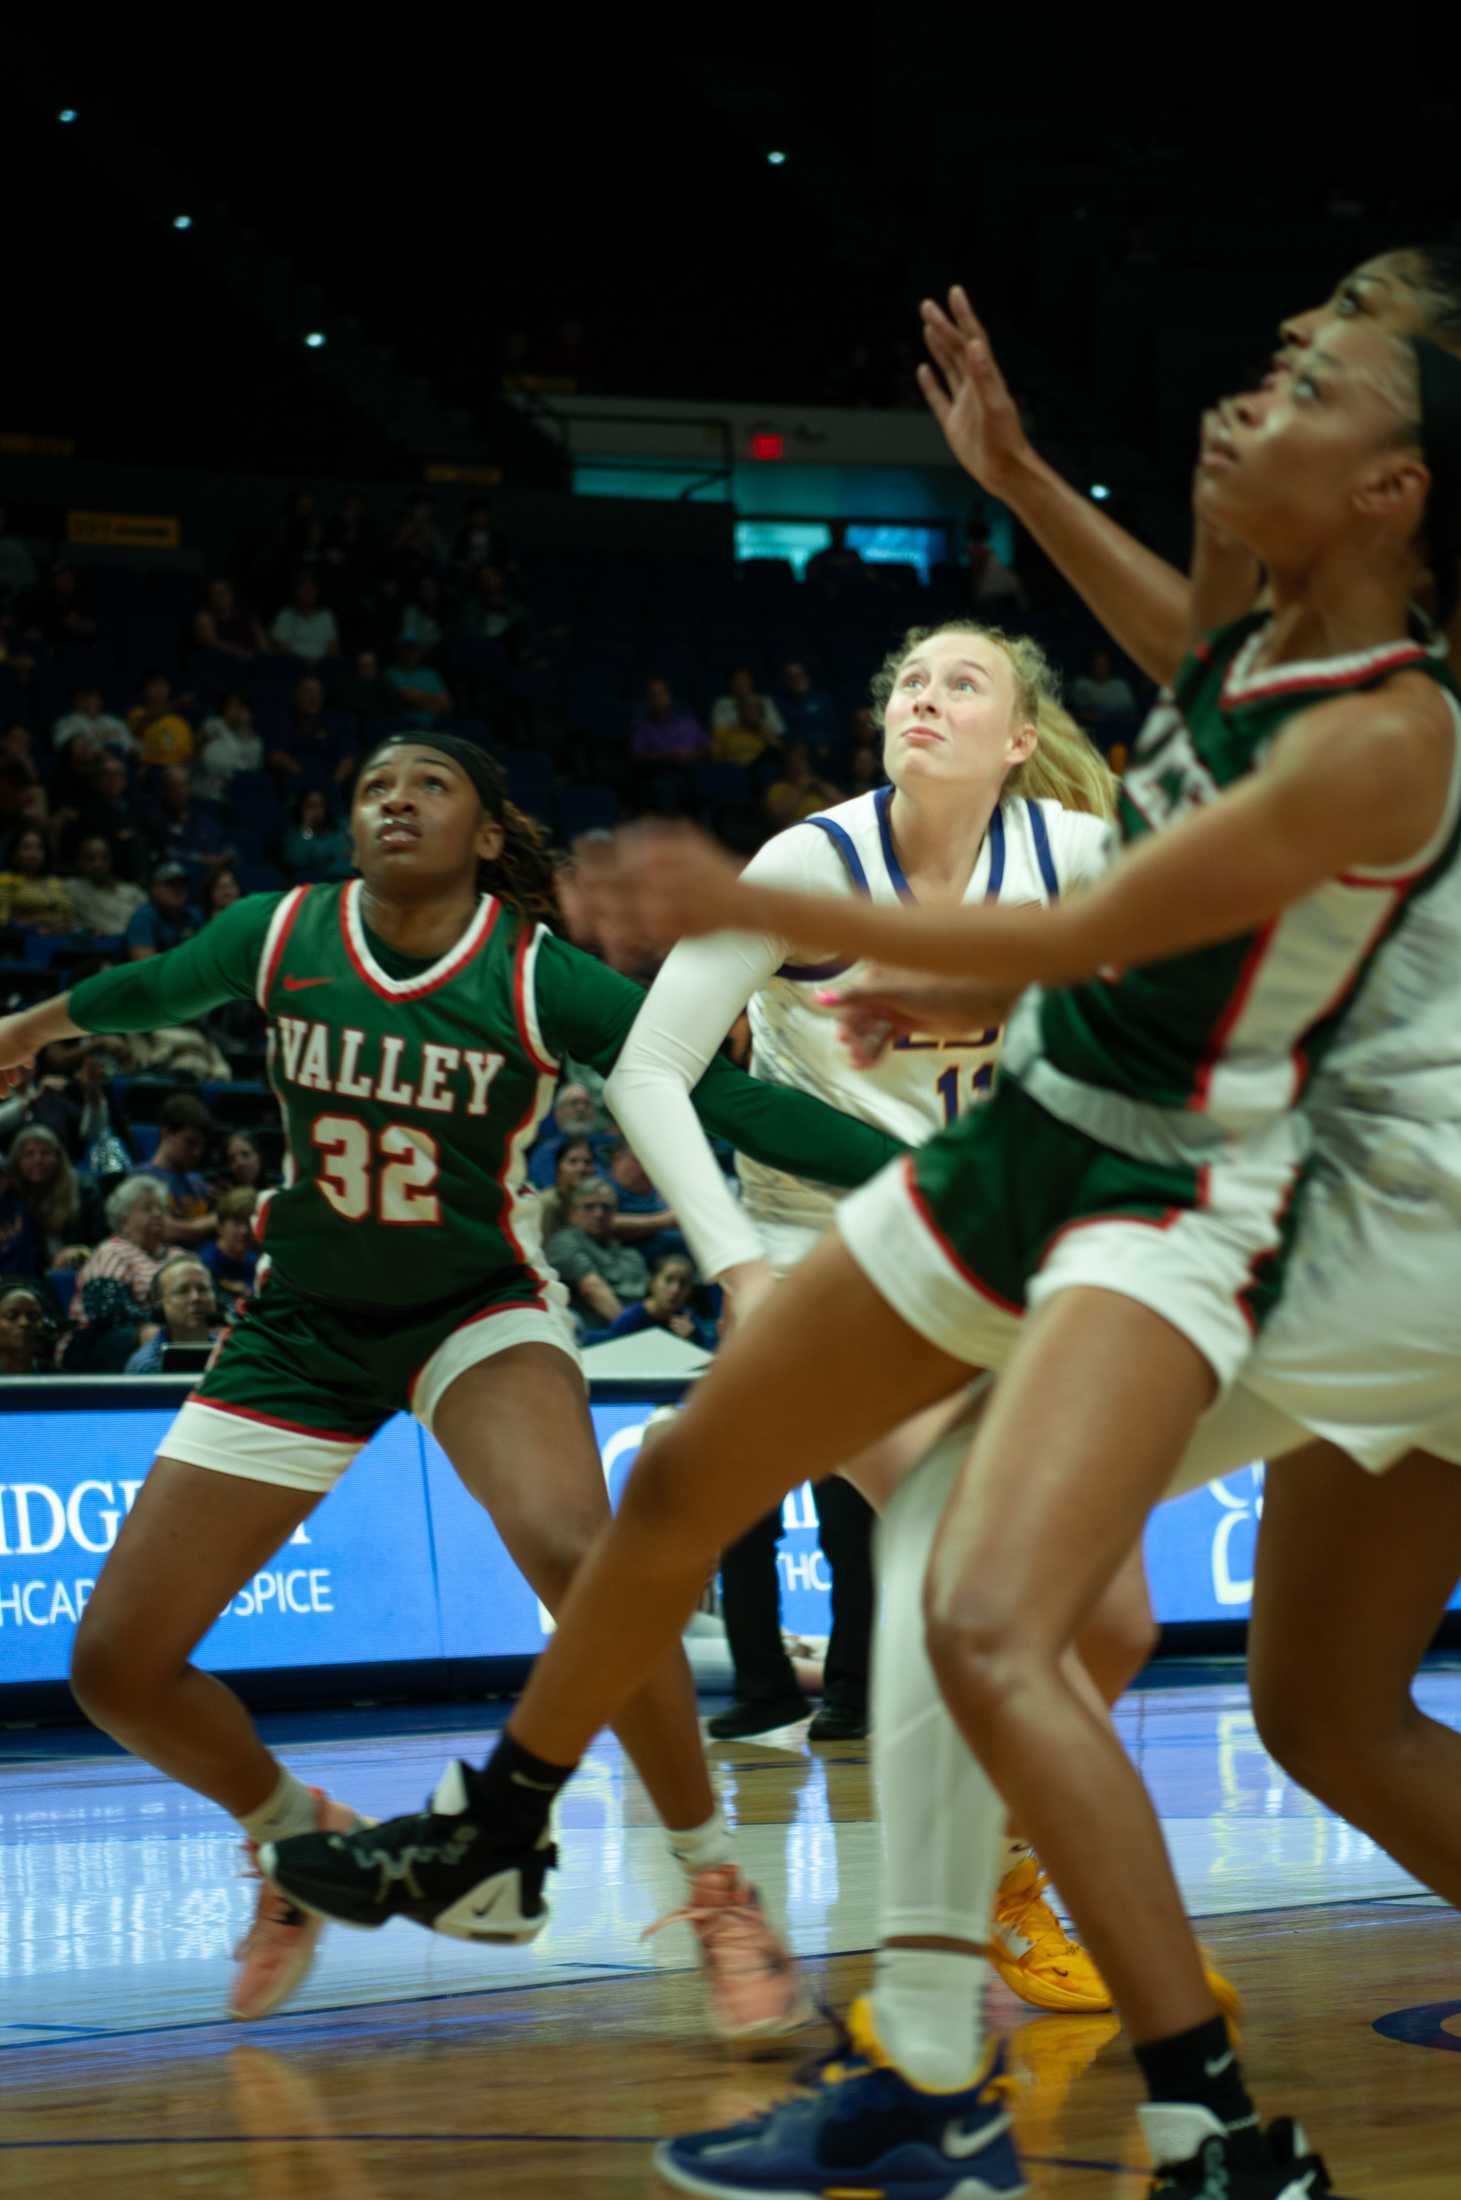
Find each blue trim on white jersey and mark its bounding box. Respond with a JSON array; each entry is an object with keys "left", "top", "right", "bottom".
[
  {"left": 1024, "top": 798, "right": 1059, "bottom": 901},
  {"left": 874, "top": 784, "right": 915, "bottom": 903},
  {"left": 984, "top": 805, "right": 1006, "bottom": 901},
  {"left": 803, "top": 813, "right": 871, "bottom": 895},
  {"left": 775, "top": 812, "right": 869, "bottom": 981}
]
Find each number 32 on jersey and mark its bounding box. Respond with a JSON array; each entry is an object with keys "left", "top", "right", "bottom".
[{"left": 312, "top": 1115, "right": 442, "bottom": 1224}]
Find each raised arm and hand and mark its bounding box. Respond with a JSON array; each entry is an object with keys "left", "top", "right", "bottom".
[{"left": 918, "top": 287, "right": 1259, "bottom": 683}]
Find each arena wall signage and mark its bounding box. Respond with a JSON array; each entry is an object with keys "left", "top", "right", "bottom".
[{"left": 0, "top": 1389, "right": 1412, "bottom": 1690}]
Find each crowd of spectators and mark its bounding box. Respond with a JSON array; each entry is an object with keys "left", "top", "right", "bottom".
[{"left": 0, "top": 485, "right": 1144, "bottom": 1377}]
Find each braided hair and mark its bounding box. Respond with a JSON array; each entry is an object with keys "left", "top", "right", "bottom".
[{"left": 360, "top": 734, "right": 561, "bottom": 929}]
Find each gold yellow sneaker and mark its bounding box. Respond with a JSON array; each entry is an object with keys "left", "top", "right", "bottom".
[
  {"left": 992, "top": 1855, "right": 1113, "bottom": 2013},
  {"left": 993, "top": 1855, "right": 1243, "bottom": 2030}
]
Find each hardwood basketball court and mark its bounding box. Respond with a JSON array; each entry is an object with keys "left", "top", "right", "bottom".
[{"left": 3, "top": 1674, "right": 1458, "bottom": 2196}]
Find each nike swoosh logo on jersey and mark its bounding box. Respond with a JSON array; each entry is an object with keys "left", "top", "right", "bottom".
[{"left": 282, "top": 975, "right": 334, "bottom": 990}]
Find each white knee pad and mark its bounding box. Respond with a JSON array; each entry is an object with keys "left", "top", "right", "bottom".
[{"left": 872, "top": 1417, "right": 1007, "bottom": 1943}]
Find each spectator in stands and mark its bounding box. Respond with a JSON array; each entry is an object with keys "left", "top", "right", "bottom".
[
  {"left": 0, "top": 508, "right": 38, "bottom": 607},
  {"left": 72, "top": 753, "right": 146, "bottom": 882},
  {"left": 1, "top": 719, "right": 44, "bottom": 791},
  {"left": 125, "top": 1252, "right": 222, "bottom": 1372},
  {"left": 1069, "top": 645, "right": 1137, "bottom": 729},
  {"left": 452, "top": 499, "right": 506, "bottom": 577},
  {"left": 805, "top": 520, "right": 867, "bottom": 592},
  {"left": 145, "top": 764, "right": 233, "bottom": 881},
  {"left": 138, "top": 1094, "right": 218, "bottom": 1248},
  {"left": 14, "top": 1036, "right": 134, "bottom": 1177},
  {"left": 776, "top": 660, "right": 839, "bottom": 765},
  {"left": 711, "top": 688, "right": 782, "bottom": 770},
  {"left": 53, "top": 685, "right": 135, "bottom": 757},
  {"left": 281, "top": 490, "right": 324, "bottom": 569},
  {"left": 399, "top": 574, "right": 445, "bottom": 654},
  {"left": 712, "top": 666, "right": 785, "bottom": 744},
  {"left": 458, "top": 564, "right": 527, "bottom": 655},
  {"left": 128, "top": 672, "right": 195, "bottom": 768},
  {"left": 193, "top": 578, "right": 270, "bottom": 662},
  {"left": 282, "top": 787, "right": 353, "bottom": 883},
  {"left": 0, "top": 1276, "right": 55, "bottom": 1374},
  {"left": 603, "top": 1252, "right": 715, "bottom": 1351},
  {"left": 386, "top": 638, "right": 452, "bottom": 728},
  {"left": 536, "top": 1133, "right": 597, "bottom": 1241},
  {"left": 3, "top": 1123, "right": 102, "bottom": 1266},
  {"left": 0, "top": 1149, "right": 45, "bottom": 1273},
  {"left": 763, "top": 739, "right": 845, "bottom": 831},
  {"left": 199, "top": 1185, "right": 259, "bottom": 1310},
  {"left": 631, "top": 677, "right": 710, "bottom": 766},
  {"left": 602, "top": 1137, "right": 677, "bottom": 1255},
  {"left": 847, "top": 722, "right": 883, "bottom": 794},
  {"left": 0, "top": 758, "right": 43, "bottom": 846},
  {"left": 333, "top": 648, "right": 397, "bottom": 728},
  {"left": 527, "top": 1079, "right": 604, "bottom": 1185},
  {"left": 270, "top": 573, "right": 339, "bottom": 663},
  {"left": 71, "top": 1175, "right": 168, "bottom": 1322},
  {"left": 546, "top": 1177, "right": 649, "bottom": 1334},
  {"left": 389, "top": 496, "right": 448, "bottom": 587},
  {"left": 194, "top": 693, "right": 264, "bottom": 802},
  {"left": 0, "top": 824, "right": 75, "bottom": 932},
  {"left": 322, "top": 492, "right": 376, "bottom": 603},
  {"left": 22, "top": 563, "right": 98, "bottom": 649},
  {"left": 127, "top": 862, "right": 199, "bottom": 961},
  {"left": 216, "top": 1130, "right": 268, "bottom": 1197},
  {"left": 964, "top": 515, "right": 1027, "bottom": 610},
  {"left": 269, "top": 674, "right": 358, "bottom": 794},
  {"left": 64, "top": 835, "right": 146, "bottom": 938}
]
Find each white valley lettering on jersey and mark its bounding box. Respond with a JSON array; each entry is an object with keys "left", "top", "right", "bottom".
[{"left": 275, "top": 1015, "right": 505, "bottom": 1116}]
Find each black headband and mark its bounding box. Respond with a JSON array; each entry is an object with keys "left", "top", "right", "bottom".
[{"left": 363, "top": 733, "right": 507, "bottom": 817}]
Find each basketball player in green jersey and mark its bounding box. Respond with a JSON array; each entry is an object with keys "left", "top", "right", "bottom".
[
  {"left": 0, "top": 733, "right": 906, "bottom": 2039},
  {"left": 271, "top": 324, "right": 1461, "bottom": 2198}
]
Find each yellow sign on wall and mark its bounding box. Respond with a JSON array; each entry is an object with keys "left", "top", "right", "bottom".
[{"left": 67, "top": 511, "right": 182, "bottom": 550}]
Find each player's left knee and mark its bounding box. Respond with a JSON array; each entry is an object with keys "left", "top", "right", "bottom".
[{"left": 922, "top": 1586, "right": 1042, "bottom": 1739}]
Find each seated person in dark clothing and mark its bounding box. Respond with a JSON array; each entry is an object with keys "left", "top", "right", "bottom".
[
  {"left": 601, "top": 1252, "right": 716, "bottom": 1351},
  {"left": 137, "top": 1093, "right": 218, "bottom": 1249},
  {"left": 199, "top": 1186, "right": 259, "bottom": 1310},
  {"left": 602, "top": 1136, "right": 679, "bottom": 1264},
  {"left": 281, "top": 787, "right": 354, "bottom": 883},
  {"left": 145, "top": 764, "right": 233, "bottom": 881},
  {"left": 127, "top": 862, "right": 200, "bottom": 959},
  {"left": 70, "top": 752, "right": 147, "bottom": 881},
  {"left": 268, "top": 675, "right": 359, "bottom": 796},
  {"left": 333, "top": 649, "right": 399, "bottom": 727},
  {"left": 0, "top": 1275, "right": 59, "bottom": 1374},
  {"left": 545, "top": 1177, "right": 648, "bottom": 1334},
  {"left": 192, "top": 577, "right": 270, "bottom": 663}
]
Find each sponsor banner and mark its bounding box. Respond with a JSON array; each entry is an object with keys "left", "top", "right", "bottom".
[
  {"left": 4, "top": 1395, "right": 1441, "bottom": 1690},
  {"left": 66, "top": 510, "right": 181, "bottom": 550}
]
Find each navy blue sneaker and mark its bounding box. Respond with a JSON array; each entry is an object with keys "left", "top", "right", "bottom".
[
  {"left": 259, "top": 1761, "right": 554, "bottom": 1942},
  {"left": 1142, "top": 2104, "right": 1343, "bottom": 2197},
  {"left": 654, "top": 1996, "right": 1025, "bottom": 2197}
]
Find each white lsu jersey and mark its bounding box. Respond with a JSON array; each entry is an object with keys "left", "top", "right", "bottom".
[{"left": 737, "top": 785, "right": 1112, "bottom": 1235}]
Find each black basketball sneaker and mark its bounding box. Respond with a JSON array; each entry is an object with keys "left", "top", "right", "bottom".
[
  {"left": 1142, "top": 2105, "right": 1347, "bottom": 2198},
  {"left": 260, "top": 1760, "right": 555, "bottom": 1942}
]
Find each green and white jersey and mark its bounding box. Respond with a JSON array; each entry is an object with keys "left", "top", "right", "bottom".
[
  {"left": 69, "top": 880, "right": 905, "bottom": 1308},
  {"left": 1002, "top": 614, "right": 1461, "bottom": 1154}
]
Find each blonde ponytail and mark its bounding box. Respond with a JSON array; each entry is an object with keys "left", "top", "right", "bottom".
[{"left": 869, "top": 620, "right": 1119, "bottom": 821}]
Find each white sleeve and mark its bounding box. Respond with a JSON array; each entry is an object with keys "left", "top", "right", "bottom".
[
  {"left": 762, "top": 696, "right": 787, "bottom": 738},
  {"left": 604, "top": 822, "right": 850, "bottom": 1281},
  {"left": 1049, "top": 806, "right": 1117, "bottom": 893}
]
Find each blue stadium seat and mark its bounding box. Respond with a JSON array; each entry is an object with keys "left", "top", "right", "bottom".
[
  {"left": 554, "top": 786, "right": 618, "bottom": 840},
  {"left": 47, "top": 1268, "right": 77, "bottom": 1321}
]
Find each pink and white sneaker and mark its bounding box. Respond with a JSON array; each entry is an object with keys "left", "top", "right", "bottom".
[
  {"left": 645, "top": 1863, "right": 815, "bottom": 2045},
  {"left": 230, "top": 1787, "right": 366, "bottom": 2022}
]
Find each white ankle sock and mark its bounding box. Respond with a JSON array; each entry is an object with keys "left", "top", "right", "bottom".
[
  {"left": 871, "top": 1946, "right": 986, "bottom": 2092},
  {"left": 666, "top": 1805, "right": 735, "bottom": 1878},
  {"left": 238, "top": 1767, "right": 318, "bottom": 1846}
]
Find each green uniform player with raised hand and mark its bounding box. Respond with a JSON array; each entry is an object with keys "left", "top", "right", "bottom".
[{"left": 0, "top": 734, "right": 903, "bottom": 2037}]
